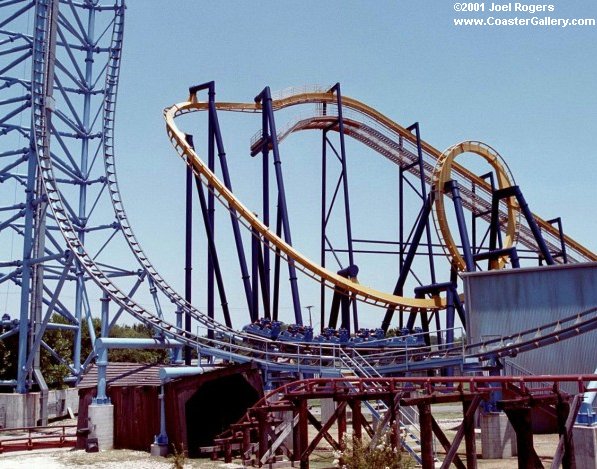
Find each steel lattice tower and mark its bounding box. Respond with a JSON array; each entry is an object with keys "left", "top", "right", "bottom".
[{"left": 0, "top": 0, "right": 127, "bottom": 399}]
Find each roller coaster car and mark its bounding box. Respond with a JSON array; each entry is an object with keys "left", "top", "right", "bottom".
[
  {"left": 277, "top": 324, "right": 314, "bottom": 343},
  {"left": 314, "top": 327, "right": 350, "bottom": 344},
  {"left": 242, "top": 318, "right": 282, "bottom": 340},
  {"left": 383, "top": 327, "right": 426, "bottom": 346},
  {"left": 348, "top": 327, "right": 427, "bottom": 349},
  {"left": 409, "top": 327, "right": 426, "bottom": 346},
  {"left": 0, "top": 314, "right": 17, "bottom": 330},
  {"left": 346, "top": 328, "right": 388, "bottom": 348}
]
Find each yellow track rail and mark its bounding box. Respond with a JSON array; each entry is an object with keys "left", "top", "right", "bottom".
[{"left": 432, "top": 141, "right": 520, "bottom": 271}]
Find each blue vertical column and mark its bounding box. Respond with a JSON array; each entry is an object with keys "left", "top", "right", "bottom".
[
  {"left": 184, "top": 134, "right": 193, "bottom": 364},
  {"left": 206, "top": 87, "right": 216, "bottom": 332},
  {"left": 320, "top": 111, "right": 328, "bottom": 334},
  {"left": 16, "top": 147, "right": 38, "bottom": 393},
  {"left": 330, "top": 83, "right": 357, "bottom": 333},
  {"left": 188, "top": 81, "right": 253, "bottom": 324},
  {"left": 17, "top": 0, "right": 53, "bottom": 393},
  {"left": 261, "top": 102, "right": 271, "bottom": 318},
  {"left": 255, "top": 87, "right": 302, "bottom": 325},
  {"left": 381, "top": 123, "right": 436, "bottom": 332}
]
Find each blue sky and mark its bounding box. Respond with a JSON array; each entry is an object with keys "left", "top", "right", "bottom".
[{"left": 111, "top": 0, "right": 597, "bottom": 329}]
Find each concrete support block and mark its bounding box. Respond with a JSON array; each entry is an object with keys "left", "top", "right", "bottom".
[
  {"left": 321, "top": 398, "right": 335, "bottom": 423},
  {"left": 480, "top": 411, "right": 517, "bottom": 459},
  {"left": 88, "top": 403, "right": 114, "bottom": 451},
  {"left": 0, "top": 388, "right": 79, "bottom": 428},
  {"left": 62, "top": 388, "right": 80, "bottom": 415},
  {"left": 0, "top": 392, "right": 38, "bottom": 428},
  {"left": 151, "top": 443, "right": 169, "bottom": 457},
  {"left": 573, "top": 424, "right": 597, "bottom": 469}
]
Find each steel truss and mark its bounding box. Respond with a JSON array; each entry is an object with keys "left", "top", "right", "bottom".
[{"left": 0, "top": 0, "right": 132, "bottom": 398}]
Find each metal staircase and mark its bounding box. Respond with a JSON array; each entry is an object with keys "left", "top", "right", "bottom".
[{"left": 337, "top": 347, "right": 424, "bottom": 463}]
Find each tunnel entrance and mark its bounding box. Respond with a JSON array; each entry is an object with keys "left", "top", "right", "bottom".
[{"left": 185, "top": 373, "right": 260, "bottom": 457}]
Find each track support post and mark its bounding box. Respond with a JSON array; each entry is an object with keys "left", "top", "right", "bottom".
[
  {"left": 255, "top": 86, "right": 302, "bottom": 325},
  {"left": 188, "top": 81, "right": 255, "bottom": 324}
]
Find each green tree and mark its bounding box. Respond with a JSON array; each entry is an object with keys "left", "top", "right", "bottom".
[
  {"left": 0, "top": 313, "right": 170, "bottom": 390},
  {"left": 0, "top": 332, "right": 17, "bottom": 381}
]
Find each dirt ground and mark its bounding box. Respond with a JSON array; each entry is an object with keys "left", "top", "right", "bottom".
[
  {"left": 0, "top": 440, "right": 561, "bottom": 469},
  {"left": 0, "top": 433, "right": 560, "bottom": 469}
]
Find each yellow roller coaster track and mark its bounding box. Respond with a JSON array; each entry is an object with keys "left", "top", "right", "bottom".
[
  {"left": 164, "top": 88, "right": 597, "bottom": 313},
  {"left": 432, "top": 141, "right": 520, "bottom": 271}
]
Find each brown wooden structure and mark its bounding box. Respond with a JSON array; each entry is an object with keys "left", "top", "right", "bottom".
[
  {"left": 209, "top": 375, "right": 596, "bottom": 469},
  {"left": 77, "top": 362, "right": 263, "bottom": 454}
]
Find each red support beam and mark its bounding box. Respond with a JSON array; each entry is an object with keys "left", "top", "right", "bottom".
[
  {"left": 503, "top": 406, "right": 543, "bottom": 469},
  {"left": 463, "top": 398, "right": 478, "bottom": 469},
  {"left": 338, "top": 402, "right": 347, "bottom": 445},
  {"left": 297, "top": 399, "right": 309, "bottom": 469},
  {"left": 431, "top": 415, "right": 466, "bottom": 469},
  {"left": 351, "top": 399, "right": 362, "bottom": 441},
  {"left": 441, "top": 394, "right": 482, "bottom": 469},
  {"left": 418, "top": 402, "right": 434, "bottom": 468},
  {"left": 552, "top": 394, "right": 582, "bottom": 469}
]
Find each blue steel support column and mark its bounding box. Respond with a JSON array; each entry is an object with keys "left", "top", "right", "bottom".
[
  {"left": 261, "top": 98, "right": 271, "bottom": 316},
  {"left": 445, "top": 287, "right": 455, "bottom": 346},
  {"left": 547, "top": 217, "right": 568, "bottom": 263},
  {"left": 444, "top": 180, "right": 475, "bottom": 272},
  {"left": 398, "top": 162, "right": 405, "bottom": 329},
  {"left": 5, "top": 0, "right": 129, "bottom": 391},
  {"left": 173, "top": 307, "right": 183, "bottom": 363},
  {"left": 154, "top": 384, "right": 169, "bottom": 447},
  {"left": 490, "top": 186, "right": 555, "bottom": 265},
  {"left": 100, "top": 292, "right": 109, "bottom": 338},
  {"left": 272, "top": 203, "right": 283, "bottom": 321},
  {"left": 73, "top": 2, "right": 98, "bottom": 380},
  {"left": 207, "top": 87, "right": 216, "bottom": 336},
  {"left": 488, "top": 186, "right": 508, "bottom": 260},
  {"left": 472, "top": 172, "right": 501, "bottom": 257},
  {"left": 184, "top": 134, "right": 193, "bottom": 365},
  {"left": 185, "top": 130, "right": 232, "bottom": 330},
  {"left": 193, "top": 175, "right": 232, "bottom": 328},
  {"left": 255, "top": 87, "right": 302, "bottom": 325},
  {"left": 330, "top": 83, "right": 357, "bottom": 333},
  {"left": 94, "top": 342, "right": 110, "bottom": 405},
  {"left": 408, "top": 123, "right": 436, "bottom": 284},
  {"left": 320, "top": 116, "right": 327, "bottom": 333},
  {"left": 249, "top": 223, "right": 272, "bottom": 320},
  {"left": 382, "top": 124, "right": 436, "bottom": 332},
  {"left": 16, "top": 146, "right": 37, "bottom": 393},
  {"left": 189, "top": 82, "right": 254, "bottom": 320},
  {"left": 251, "top": 225, "right": 259, "bottom": 320},
  {"left": 381, "top": 192, "right": 434, "bottom": 332},
  {"left": 255, "top": 236, "right": 271, "bottom": 319},
  {"left": 17, "top": 0, "right": 54, "bottom": 393}
]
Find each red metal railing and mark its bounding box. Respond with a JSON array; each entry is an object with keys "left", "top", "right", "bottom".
[{"left": 0, "top": 424, "right": 77, "bottom": 453}]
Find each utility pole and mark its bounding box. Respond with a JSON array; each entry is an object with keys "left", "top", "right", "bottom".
[{"left": 305, "top": 305, "right": 314, "bottom": 328}]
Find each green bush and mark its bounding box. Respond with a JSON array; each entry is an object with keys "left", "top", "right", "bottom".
[{"left": 335, "top": 430, "right": 414, "bottom": 469}]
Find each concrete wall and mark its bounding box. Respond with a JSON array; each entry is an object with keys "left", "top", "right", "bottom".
[
  {"left": 0, "top": 388, "right": 79, "bottom": 428},
  {"left": 463, "top": 262, "right": 597, "bottom": 377}
]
